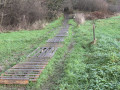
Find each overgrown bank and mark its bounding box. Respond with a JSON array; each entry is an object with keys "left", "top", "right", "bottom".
[
  {"left": 0, "top": 0, "right": 120, "bottom": 32},
  {"left": 52, "top": 15, "right": 120, "bottom": 89}
]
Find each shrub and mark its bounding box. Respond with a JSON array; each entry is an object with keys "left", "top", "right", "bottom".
[
  {"left": 0, "top": 0, "right": 47, "bottom": 29},
  {"left": 74, "top": 13, "right": 85, "bottom": 25},
  {"left": 72, "top": 0, "right": 108, "bottom": 12},
  {"left": 108, "top": 4, "right": 120, "bottom": 12}
]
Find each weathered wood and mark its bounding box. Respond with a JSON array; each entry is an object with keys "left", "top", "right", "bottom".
[
  {"left": 56, "top": 34, "right": 68, "bottom": 37},
  {"left": 27, "top": 47, "right": 40, "bottom": 57},
  {"left": 3, "top": 74, "right": 40, "bottom": 76},
  {"left": 8, "top": 69, "right": 43, "bottom": 71},
  {"left": 12, "top": 67, "right": 45, "bottom": 69},
  {"left": 13, "top": 64, "right": 46, "bottom": 67},
  {"left": 19, "top": 62, "right": 48, "bottom": 65},
  {"left": 0, "top": 79, "right": 29, "bottom": 85},
  {"left": 28, "top": 59, "right": 49, "bottom": 62},
  {"left": 47, "top": 37, "right": 64, "bottom": 43}
]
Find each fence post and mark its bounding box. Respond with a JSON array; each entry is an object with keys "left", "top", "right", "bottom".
[{"left": 93, "top": 23, "right": 96, "bottom": 44}]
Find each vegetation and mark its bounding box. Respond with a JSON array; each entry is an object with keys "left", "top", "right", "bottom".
[
  {"left": 0, "top": 16, "right": 63, "bottom": 75},
  {"left": 26, "top": 22, "right": 73, "bottom": 90},
  {"left": 72, "top": 0, "right": 108, "bottom": 12},
  {"left": 49, "top": 15, "right": 120, "bottom": 90},
  {"left": 0, "top": 0, "right": 120, "bottom": 90},
  {"left": 0, "top": 0, "right": 120, "bottom": 31}
]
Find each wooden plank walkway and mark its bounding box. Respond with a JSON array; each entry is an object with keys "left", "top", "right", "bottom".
[{"left": 0, "top": 19, "right": 69, "bottom": 85}]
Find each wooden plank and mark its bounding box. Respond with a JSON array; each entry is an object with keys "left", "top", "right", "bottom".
[
  {"left": 3, "top": 74, "right": 40, "bottom": 76},
  {"left": 0, "top": 76, "right": 27, "bottom": 78},
  {"left": 27, "top": 47, "right": 40, "bottom": 57},
  {"left": 29, "top": 79, "right": 37, "bottom": 82},
  {"left": 56, "top": 35, "right": 68, "bottom": 37},
  {"left": 13, "top": 65, "right": 46, "bottom": 67},
  {"left": 12, "top": 67, "right": 45, "bottom": 69},
  {"left": 19, "top": 62, "right": 48, "bottom": 65},
  {"left": 8, "top": 69, "right": 43, "bottom": 71},
  {"left": 47, "top": 39, "right": 63, "bottom": 43},
  {"left": 46, "top": 43, "right": 63, "bottom": 48},
  {"left": 0, "top": 79, "right": 29, "bottom": 85},
  {"left": 0, "top": 76, "right": 39, "bottom": 79},
  {"left": 12, "top": 66, "right": 45, "bottom": 69},
  {"left": 32, "top": 48, "right": 44, "bottom": 57},
  {"left": 5, "top": 71, "right": 40, "bottom": 74},
  {"left": 28, "top": 76, "right": 40, "bottom": 79},
  {"left": 28, "top": 47, "right": 48, "bottom": 58},
  {"left": 38, "top": 48, "right": 49, "bottom": 57},
  {"left": 5, "top": 69, "right": 42, "bottom": 74},
  {"left": 28, "top": 59, "right": 49, "bottom": 62}
]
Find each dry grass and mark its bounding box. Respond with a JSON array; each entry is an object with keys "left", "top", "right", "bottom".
[
  {"left": 72, "top": 0, "right": 108, "bottom": 12},
  {"left": 74, "top": 13, "right": 85, "bottom": 25},
  {"left": 85, "top": 11, "right": 113, "bottom": 20}
]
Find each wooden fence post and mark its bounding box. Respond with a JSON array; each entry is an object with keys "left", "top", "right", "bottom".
[{"left": 93, "top": 23, "right": 96, "bottom": 44}]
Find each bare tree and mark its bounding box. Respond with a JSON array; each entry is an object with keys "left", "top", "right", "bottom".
[{"left": 0, "top": 0, "right": 47, "bottom": 29}]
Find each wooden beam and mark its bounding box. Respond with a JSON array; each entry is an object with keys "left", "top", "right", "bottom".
[{"left": 0, "top": 79, "right": 29, "bottom": 85}]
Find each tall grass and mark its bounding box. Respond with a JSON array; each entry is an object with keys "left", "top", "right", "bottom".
[
  {"left": 0, "top": 16, "right": 63, "bottom": 74},
  {"left": 56, "top": 15, "right": 120, "bottom": 89}
]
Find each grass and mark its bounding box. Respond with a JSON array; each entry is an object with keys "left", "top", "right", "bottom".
[
  {"left": 0, "top": 16, "right": 63, "bottom": 89},
  {"left": 26, "top": 21, "right": 73, "bottom": 90},
  {"left": 51, "top": 15, "right": 120, "bottom": 90},
  {"left": 0, "top": 15, "right": 120, "bottom": 90}
]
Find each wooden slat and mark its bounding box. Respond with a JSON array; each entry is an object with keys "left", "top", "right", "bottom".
[
  {"left": 29, "top": 79, "right": 37, "bottom": 82},
  {"left": 27, "top": 47, "right": 40, "bottom": 57},
  {"left": 56, "top": 35, "right": 68, "bottom": 37},
  {"left": 5, "top": 71, "right": 40, "bottom": 74},
  {"left": 38, "top": 48, "right": 49, "bottom": 57},
  {"left": 32, "top": 47, "right": 44, "bottom": 57},
  {"left": 12, "top": 67, "right": 45, "bottom": 69},
  {"left": 3, "top": 74, "right": 40, "bottom": 76},
  {"left": 13, "top": 65, "right": 46, "bottom": 67},
  {"left": 0, "top": 75, "right": 40, "bottom": 79},
  {"left": 28, "top": 59, "right": 49, "bottom": 62},
  {"left": 8, "top": 69, "right": 43, "bottom": 71},
  {"left": 19, "top": 62, "right": 48, "bottom": 65},
  {"left": 0, "top": 79, "right": 29, "bottom": 85}
]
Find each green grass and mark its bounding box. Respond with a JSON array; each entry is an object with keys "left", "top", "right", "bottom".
[
  {"left": 0, "top": 16, "right": 63, "bottom": 75},
  {"left": 53, "top": 16, "right": 120, "bottom": 90},
  {"left": 26, "top": 22, "right": 73, "bottom": 90},
  {"left": 0, "top": 15, "right": 120, "bottom": 90}
]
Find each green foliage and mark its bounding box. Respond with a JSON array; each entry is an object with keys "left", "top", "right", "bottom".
[
  {"left": 56, "top": 16, "right": 120, "bottom": 90},
  {"left": 0, "top": 16, "right": 63, "bottom": 75},
  {"left": 47, "top": 0, "right": 64, "bottom": 11},
  {"left": 46, "top": 0, "right": 64, "bottom": 19}
]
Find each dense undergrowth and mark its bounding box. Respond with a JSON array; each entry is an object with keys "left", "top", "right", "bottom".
[
  {"left": 0, "top": 15, "right": 120, "bottom": 90},
  {"left": 55, "top": 16, "right": 120, "bottom": 90},
  {"left": 0, "top": 16, "right": 63, "bottom": 76}
]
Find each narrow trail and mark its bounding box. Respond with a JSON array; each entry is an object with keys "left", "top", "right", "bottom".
[
  {"left": 0, "top": 17, "right": 70, "bottom": 86},
  {"left": 41, "top": 17, "right": 74, "bottom": 90},
  {"left": 41, "top": 42, "right": 74, "bottom": 90}
]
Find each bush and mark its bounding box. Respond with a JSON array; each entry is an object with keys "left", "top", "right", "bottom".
[
  {"left": 0, "top": 0, "right": 47, "bottom": 29},
  {"left": 74, "top": 13, "right": 85, "bottom": 25},
  {"left": 108, "top": 4, "right": 120, "bottom": 12},
  {"left": 85, "top": 11, "right": 108, "bottom": 20},
  {"left": 72, "top": 0, "right": 108, "bottom": 12}
]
